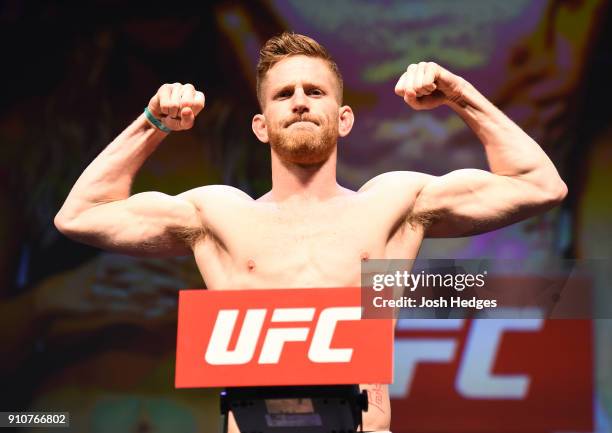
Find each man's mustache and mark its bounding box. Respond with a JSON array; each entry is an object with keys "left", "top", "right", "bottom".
[{"left": 284, "top": 115, "right": 320, "bottom": 127}]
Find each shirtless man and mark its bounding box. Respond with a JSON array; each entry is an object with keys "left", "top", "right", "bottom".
[{"left": 54, "top": 33, "right": 567, "bottom": 432}]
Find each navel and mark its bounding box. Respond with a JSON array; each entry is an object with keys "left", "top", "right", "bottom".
[{"left": 247, "top": 259, "right": 256, "bottom": 272}]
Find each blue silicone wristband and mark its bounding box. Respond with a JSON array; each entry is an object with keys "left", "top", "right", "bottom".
[{"left": 144, "top": 107, "right": 172, "bottom": 133}]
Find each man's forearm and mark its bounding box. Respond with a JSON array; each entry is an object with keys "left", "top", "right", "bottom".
[
  {"left": 448, "top": 81, "right": 564, "bottom": 190},
  {"left": 56, "top": 113, "right": 167, "bottom": 221}
]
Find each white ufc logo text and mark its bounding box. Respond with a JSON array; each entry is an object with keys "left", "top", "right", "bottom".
[{"left": 204, "top": 307, "right": 361, "bottom": 365}]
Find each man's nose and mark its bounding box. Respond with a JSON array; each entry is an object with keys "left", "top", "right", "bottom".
[{"left": 291, "top": 89, "right": 309, "bottom": 114}]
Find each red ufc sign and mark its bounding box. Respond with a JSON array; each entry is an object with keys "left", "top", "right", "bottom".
[
  {"left": 175, "top": 287, "right": 393, "bottom": 388},
  {"left": 390, "top": 319, "right": 593, "bottom": 433}
]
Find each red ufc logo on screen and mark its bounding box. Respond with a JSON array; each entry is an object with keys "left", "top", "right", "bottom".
[
  {"left": 390, "top": 318, "right": 593, "bottom": 433},
  {"left": 175, "top": 287, "right": 393, "bottom": 388}
]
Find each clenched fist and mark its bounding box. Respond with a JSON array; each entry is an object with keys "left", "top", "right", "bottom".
[
  {"left": 394, "top": 62, "right": 466, "bottom": 110},
  {"left": 147, "top": 83, "right": 205, "bottom": 131}
]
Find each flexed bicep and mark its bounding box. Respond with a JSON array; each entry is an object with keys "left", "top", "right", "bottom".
[
  {"left": 57, "top": 190, "right": 204, "bottom": 257},
  {"left": 413, "top": 169, "right": 563, "bottom": 238}
]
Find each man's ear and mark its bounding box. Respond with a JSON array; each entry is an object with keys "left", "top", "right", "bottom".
[
  {"left": 252, "top": 114, "right": 269, "bottom": 143},
  {"left": 338, "top": 105, "right": 354, "bottom": 138}
]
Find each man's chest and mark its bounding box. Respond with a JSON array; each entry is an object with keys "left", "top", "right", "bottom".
[
  {"left": 195, "top": 204, "right": 422, "bottom": 289},
  {"left": 225, "top": 213, "right": 379, "bottom": 270},
  {"left": 196, "top": 205, "right": 394, "bottom": 287}
]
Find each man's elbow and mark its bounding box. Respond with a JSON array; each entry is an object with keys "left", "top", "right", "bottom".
[
  {"left": 540, "top": 178, "right": 568, "bottom": 208},
  {"left": 54, "top": 211, "right": 83, "bottom": 238},
  {"left": 54, "top": 212, "right": 74, "bottom": 236},
  {"left": 556, "top": 180, "right": 569, "bottom": 202},
  {"left": 54, "top": 213, "right": 102, "bottom": 248}
]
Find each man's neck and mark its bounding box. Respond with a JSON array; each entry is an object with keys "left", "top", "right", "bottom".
[{"left": 268, "top": 148, "right": 344, "bottom": 202}]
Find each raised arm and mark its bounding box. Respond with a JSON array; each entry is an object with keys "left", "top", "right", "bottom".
[
  {"left": 54, "top": 83, "right": 206, "bottom": 256},
  {"left": 393, "top": 62, "right": 567, "bottom": 237}
]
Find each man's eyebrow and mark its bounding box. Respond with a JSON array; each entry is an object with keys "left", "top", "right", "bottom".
[
  {"left": 271, "top": 82, "right": 327, "bottom": 96},
  {"left": 303, "top": 83, "right": 326, "bottom": 91},
  {"left": 272, "top": 84, "right": 294, "bottom": 95}
]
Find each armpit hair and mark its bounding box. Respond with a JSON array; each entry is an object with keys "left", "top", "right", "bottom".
[
  {"left": 170, "top": 225, "right": 209, "bottom": 248},
  {"left": 406, "top": 210, "right": 440, "bottom": 231}
]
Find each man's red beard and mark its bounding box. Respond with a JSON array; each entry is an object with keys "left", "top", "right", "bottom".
[{"left": 268, "top": 115, "right": 338, "bottom": 165}]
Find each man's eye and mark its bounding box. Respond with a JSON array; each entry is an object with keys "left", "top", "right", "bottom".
[
  {"left": 277, "top": 91, "right": 291, "bottom": 99},
  {"left": 308, "top": 89, "right": 323, "bottom": 96}
]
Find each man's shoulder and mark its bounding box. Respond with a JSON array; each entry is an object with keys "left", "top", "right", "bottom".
[
  {"left": 354, "top": 171, "right": 436, "bottom": 231},
  {"left": 180, "top": 185, "right": 254, "bottom": 203},
  {"left": 358, "top": 171, "right": 433, "bottom": 195},
  {"left": 177, "top": 185, "right": 255, "bottom": 215}
]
